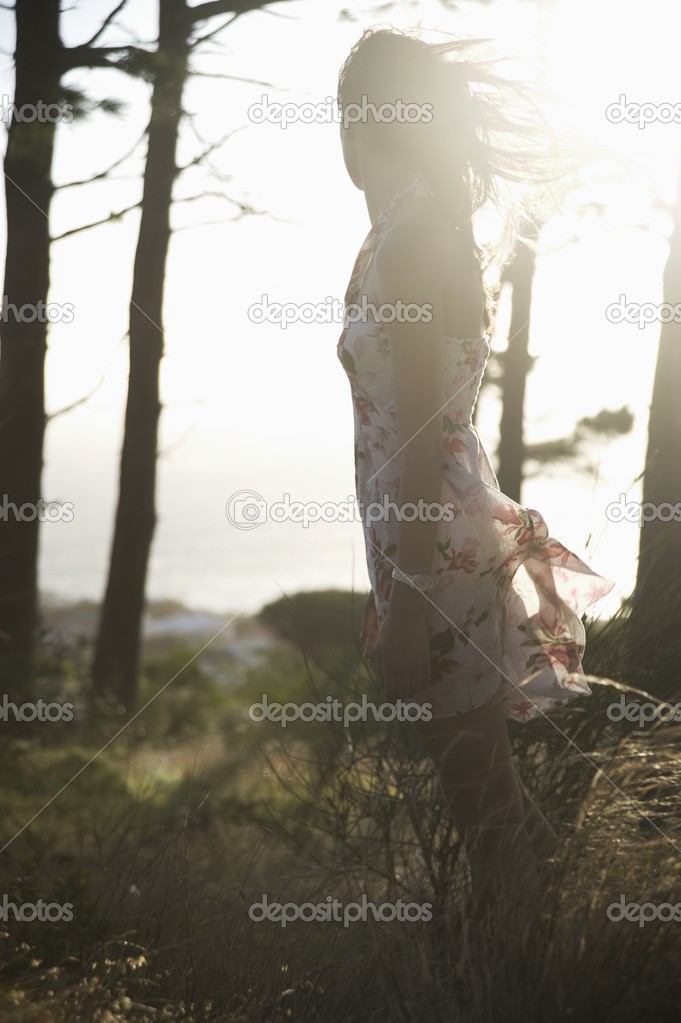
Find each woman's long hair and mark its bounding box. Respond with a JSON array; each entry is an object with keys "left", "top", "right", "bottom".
[{"left": 337, "top": 27, "right": 569, "bottom": 330}]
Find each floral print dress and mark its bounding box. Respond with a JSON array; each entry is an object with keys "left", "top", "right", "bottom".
[{"left": 337, "top": 171, "right": 614, "bottom": 722}]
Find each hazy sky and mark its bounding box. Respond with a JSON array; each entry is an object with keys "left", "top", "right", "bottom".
[{"left": 0, "top": 0, "right": 680, "bottom": 617}]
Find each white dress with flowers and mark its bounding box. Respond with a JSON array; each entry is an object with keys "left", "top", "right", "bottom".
[{"left": 337, "top": 171, "right": 614, "bottom": 721}]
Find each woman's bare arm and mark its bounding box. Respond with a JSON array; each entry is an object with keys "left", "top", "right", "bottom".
[{"left": 374, "top": 214, "right": 446, "bottom": 623}]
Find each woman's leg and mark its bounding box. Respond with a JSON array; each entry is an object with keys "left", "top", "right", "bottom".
[
  {"left": 413, "top": 690, "right": 539, "bottom": 916},
  {"left": 513, "top": 765, "right": 560, "bottom": 863}
]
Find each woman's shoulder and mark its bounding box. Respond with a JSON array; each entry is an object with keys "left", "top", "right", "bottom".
[
  {"left": 375, "top": 194, "right": 442, "bottom": 260},
  {"left": 374, "top": 200, "right": 471, "bottom": 280}
]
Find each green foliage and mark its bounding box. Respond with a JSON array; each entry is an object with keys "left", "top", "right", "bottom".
[
  {"left": 135, "top": 646, "right": 230, "bottom": 741},
  {"left": 258, "top": 588, "right": 367, "bottom": 657},
  {"left": 3, "top": 595, "right": 680, "bottom": 1021},
  {"left": 61, "top": 85, "right": 127, "bottom": 120}
]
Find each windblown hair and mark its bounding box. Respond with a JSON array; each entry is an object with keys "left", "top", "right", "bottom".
[{"left": 337, "top": 27, "right": 567, "bottom": 329}]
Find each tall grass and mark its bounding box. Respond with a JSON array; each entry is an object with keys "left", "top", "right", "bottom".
[{"left": 1, "top": 592, "right": 680, "bottom": 1021}]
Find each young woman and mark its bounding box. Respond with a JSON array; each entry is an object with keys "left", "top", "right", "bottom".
[{"left": 336, "top": 27, "right": 614, "bottom": 916}]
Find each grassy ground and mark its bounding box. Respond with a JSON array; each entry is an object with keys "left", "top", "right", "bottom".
[{"left": 1, "top": 595, "right": 681, "bottom": 1021}]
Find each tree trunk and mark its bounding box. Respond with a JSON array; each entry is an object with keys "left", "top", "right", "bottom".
[
  {"left": 629, "top": 163, "right": 681, "bottom": 690},
  {"left": 496, "top": 222, "right": 536, "bottom": 502},
  {"left": 91, "top": 0, "right": 189, "bottom": 710},
  {"left": 0, "top": 0, "right": 62, "bottom": 692}
]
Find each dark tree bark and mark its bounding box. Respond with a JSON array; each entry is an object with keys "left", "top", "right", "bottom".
[
  {"left": 0, "top": 0, "right": 139, "bottom": 692},
  {"left": 496, "top": 221, "right": 537, "bottom": 502},
  {"left": 91, "top": 0, "right": 189, "bottom": 710},
  {"left": 91, "top": 0, "right": 287, "bottom": 711},
  {"left": 629, "top": 163, "right": 681, "bottom": 689},
  {"left": 0, "top": 0, "right": 285, "bottom": 707},
  {"left": 0, "top": 0, "right": 62, "bottom": 692}
]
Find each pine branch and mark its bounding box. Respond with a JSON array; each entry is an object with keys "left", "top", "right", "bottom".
[
  {"left": 55, "top": 130, "right": 146, "bottom": 190},
  {"left": 81, "top": 0, "right": 131, "bottom": 48},
  {"left": 51, "top": 201, "right": 140, "bottom": 241}
]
